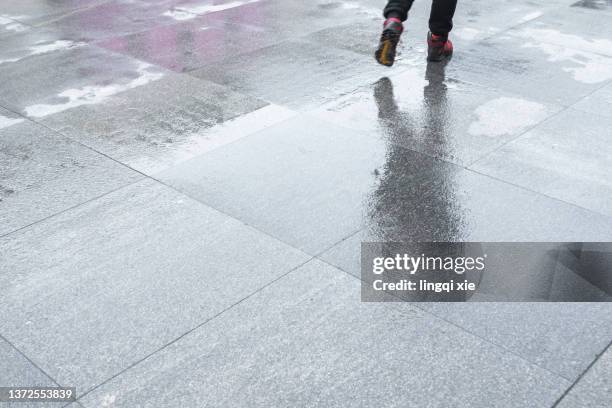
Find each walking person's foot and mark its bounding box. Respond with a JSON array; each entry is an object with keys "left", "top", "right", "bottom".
[
  {"left": 427, "top": 31, "right": 453, "bottom": 62},
  {"left": 375, "top": 18, "right": 403, "bottom": 66}
]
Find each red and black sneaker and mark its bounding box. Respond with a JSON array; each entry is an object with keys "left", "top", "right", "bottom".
[
  {"left": 375, "top": 18, "right": 403, "bottom": 67},
  {"left": 427, "top": 31, "right": 453, "bottom": 62}
]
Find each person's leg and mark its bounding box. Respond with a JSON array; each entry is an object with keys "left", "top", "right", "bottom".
[
  {"left": 383, "top": 0, "right": 415, "bottom": 22},
  {"left": 429, "top": 0, "right": 457, "bottom": 37},
  {"left": 427, "top": 0, "right": 457, "bottom": 61}
]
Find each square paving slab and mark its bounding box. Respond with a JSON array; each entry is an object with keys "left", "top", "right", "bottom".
[
  {"left": 156, "top": 115, "right": 389, "bottom": 255},
  {"left": 157, "top": 114, "right": 612, "bottom": 258},
  {"left": 189, "top": 40, "right": 406, "bottom": 110},
  {"left": 0, "top": 179, "right": 310, "bottom": 392},
  {"left": 39, "top": 73, "right": 284, "bottom": 174},
  {"left": 41, "top": 0, "right": 198, "bottom": 42},
  {"left": 0, "top": 114, "right": 142, "bottom": 236},
  {"left": 471, "top": 108, "right": 612, "bottom": 218},
  {"left": 79, "top": 260, "right": 569, "bottom": 408},
  {"left": 0, "top": 45, "right": 167, "bottom": 118},
  {"left": 96, "top": 17, "right": 284, "bottom": 73}
]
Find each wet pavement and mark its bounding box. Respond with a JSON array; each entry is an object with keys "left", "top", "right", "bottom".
[{"left": 1, "top": 0, "right": 611, "bottom": 407}]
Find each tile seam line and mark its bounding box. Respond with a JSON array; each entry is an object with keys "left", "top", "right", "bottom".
[
  {"left": 0, "top": 178, "right": 144, "bottom": 239},
  {"left": 551, "top": 337, "right": 612, "bottom": 407},
  {"left": 15, "top": 107, "right": 319, "bottom": 253},
  {"left": 4, "top": 97, "right": 611, "bottom": 234},
  {"left": 69, "top": 226, "right": 365, "bottom": 406},
  {"left": 0, "top": 333, "right": 62, "bottom": 388},
  {"left": 466, "top": 166, "right": 612, "bottom": 220},
  {"left": 0, "top": 146, "right": 314, "bottom": 271},
  {"left": 468, "top": 80, "right": 611, "bottom": 170},
  {"left": 66, "top": 255, "right": 315, "bottom": 405},
  {"left": 313, "top": 247, "right": 577, "bottom": 384}
]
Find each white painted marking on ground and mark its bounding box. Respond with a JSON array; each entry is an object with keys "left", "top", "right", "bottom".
[
  {"left": 468, "top": 97, "right": 548, "bottom": 137},
  {"left": 0, "top": 115, "right": 24, "bottom": 129},
  {"left": 24, "top": 63, "right": 164, "bottom": 118}
]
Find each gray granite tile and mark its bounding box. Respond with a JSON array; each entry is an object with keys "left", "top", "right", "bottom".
[
  {"left": 189, "top": 40, "right": 409, "bottom": 111},
  {"left": 471, "top": 108, "right": 612, "bottom": 218},
  {"left": 0, "top": 45, "right": 167, "bottom": 118},
  {"left": 195, "top": 0, "right": 381, "bottom": 39},
  {"left": 0, "top": 178, "right": 310, "bottom": 392},
  {"left": 80, "top": 259, "right": 569, "bottom": 408},
  {"left": 310, "top": 66, "right": 561, "bottom": 166},
  {"left": 159, "top": 113, "right": 612, "bottom": 257},
  {"left": 156, "top": 115, "right": 390, "bottom": 255},
  {"left": 42, "top": 0, "right": 194, "bottom": 41},
  {"left": 557, "top": 344, "right": 612, "bottom": 407},
  {"left": 0, "top": 115, "right": 142, "bottom": 236},
  {"left": 39, "top": 73, "right": 286, "bottom": 174},
  {"left": 96, "top": 15, "right": 294, "bottom": 72}
]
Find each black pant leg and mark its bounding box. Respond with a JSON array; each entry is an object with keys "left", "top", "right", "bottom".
[
  {"left": 429, "top": 0, "right": 458, "bottom": 36},
  {"left": 383, "top": 0, "right": 415, "bottom": 21}
]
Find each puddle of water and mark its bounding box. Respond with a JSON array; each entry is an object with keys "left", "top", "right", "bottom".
[{"left": 468, "top": 97, "right": 548, "bottom": 137}]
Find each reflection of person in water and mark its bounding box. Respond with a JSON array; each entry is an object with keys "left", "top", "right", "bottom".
[
  {"left": 369, "top": 63, "right": 475, "bottom": 300},
  {"left": 369, "top": 62, "right": 464, "bottom": 243}
]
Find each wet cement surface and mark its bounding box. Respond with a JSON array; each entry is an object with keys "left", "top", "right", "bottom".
[{"left": 1, "top": 0, "right": 611, "bottom": 407}]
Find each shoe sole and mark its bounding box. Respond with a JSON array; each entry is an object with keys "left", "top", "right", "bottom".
[{"left": 375, "top": 39, "right": 396, "bottom": 66}]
